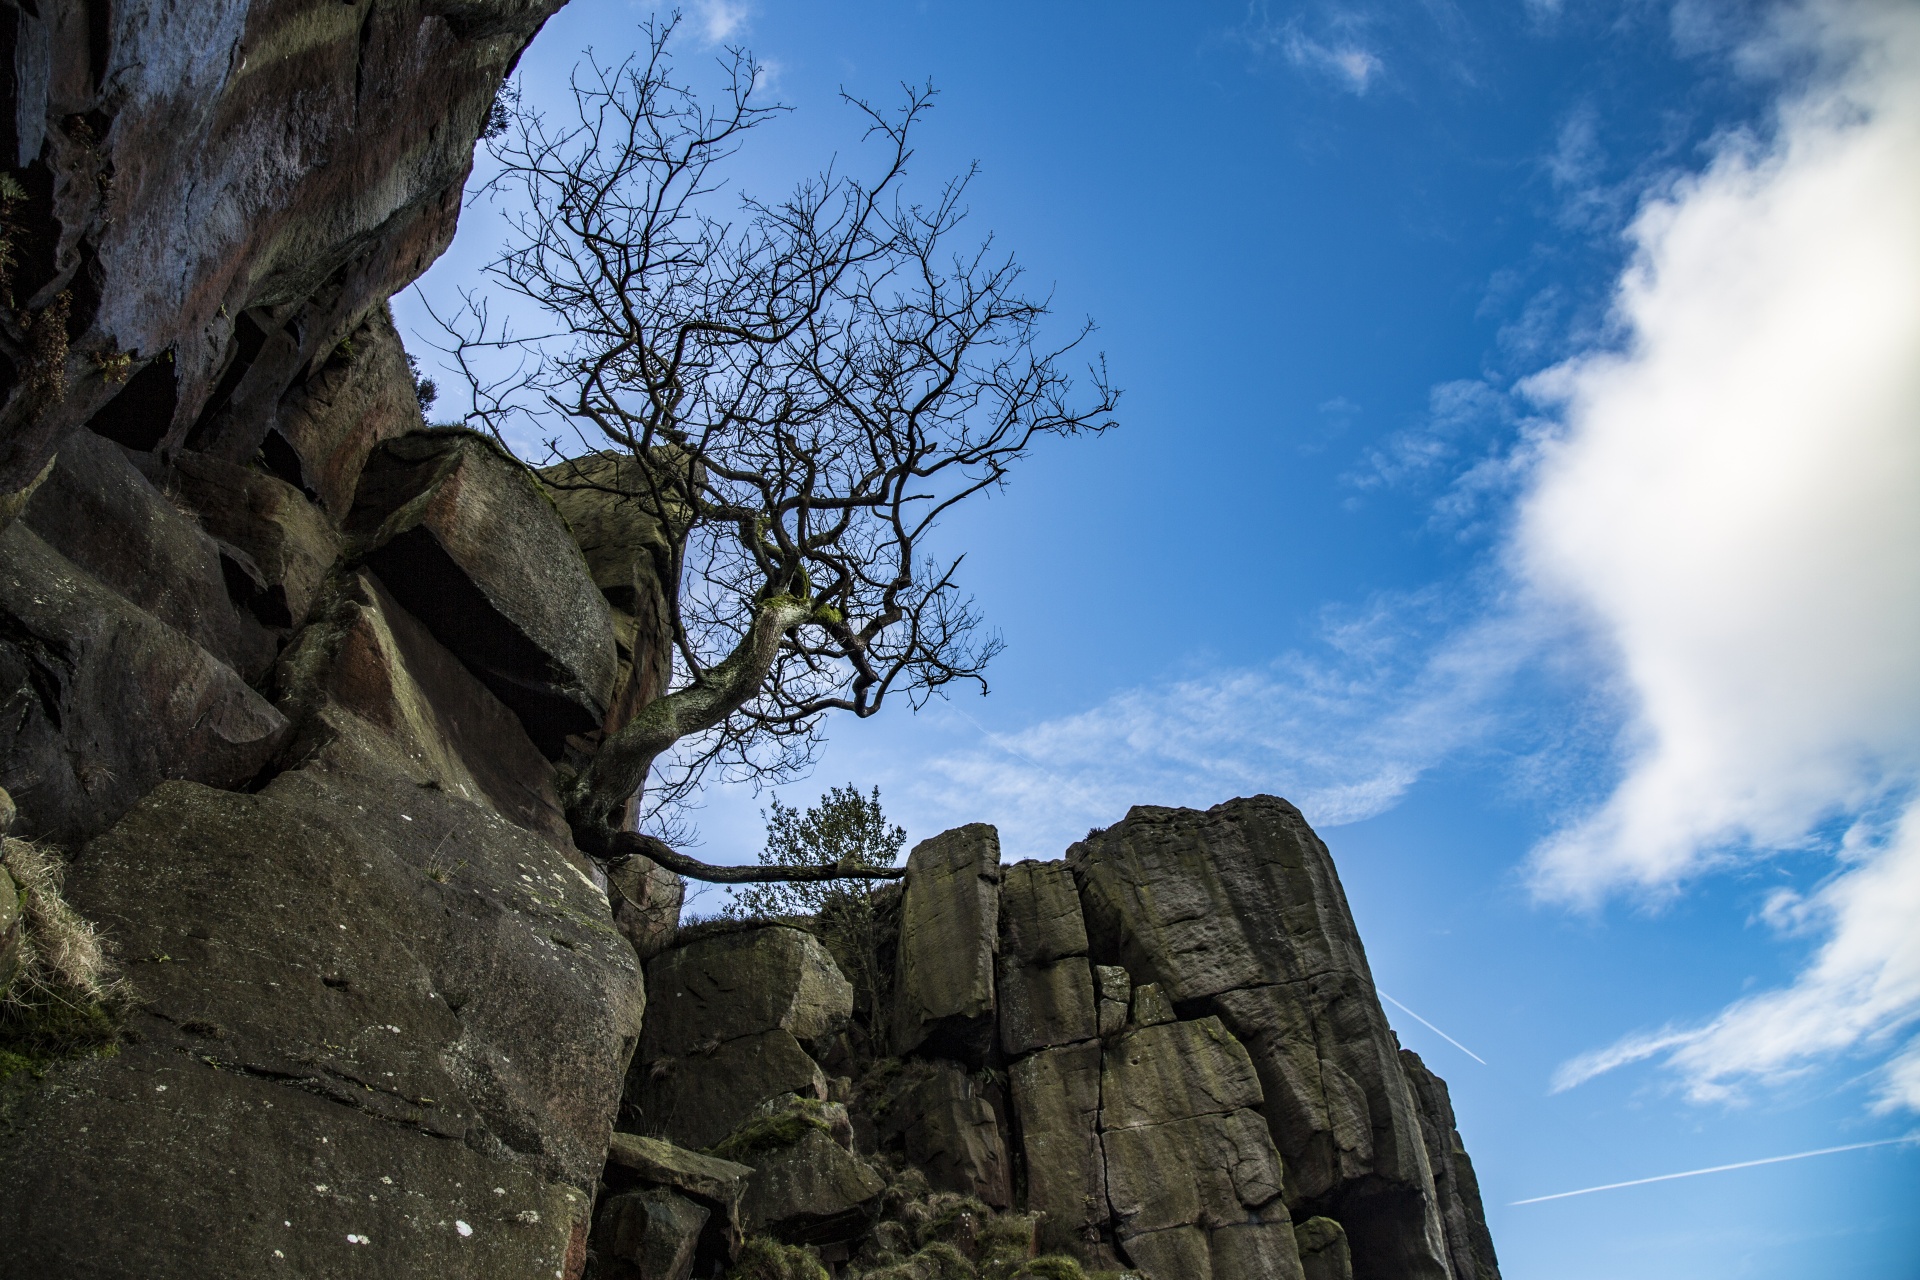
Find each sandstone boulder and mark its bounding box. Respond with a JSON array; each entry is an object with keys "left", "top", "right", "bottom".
[
  {"left": 737, "top": 1127, "right": 887, "bottom": 1246},
  {"left": 1009, "top": 1040, "right": 1107, "bottom": 1256},
  {"left": 1297, "top": 1217, "right": 1355, "bottom": 1280},
  {"left": 537, "top": 451, "right": 689, "bottom": 738},
  {"left": 1095, "top": 964, "right": 1133, "bottom": 1039},
  {"left": 1099, "top": 1017, "right": 1301, "bottom": 1280},
  {"left": 0, "top": 752, "right": 644, "bottom": 1277},
  {"left": 273, "top": 306, "right": 429, "bottom": 519},
  {"left": 632, "top": 1029, "right": 828, "bottom": 1152},
  {"left": 999, "top": 955, "right": 1098, "bottom": 1056},
  {"left": 607, "top": 856, "right": 686, "bottom": 963},
  {"left": 1070, "top": 797, "right": 1452, "bottom": 1280},
  {"left": 606, "top": 1133, "right": 755, "bottom": 1215},
  {"left": 347, "top": 430, "right": 617, "bottom": 756},
  {"left": 1131, "top": 983, "right": 1176, "bottom": 1028},
  {"left": 875, "top": 1060, "right": 1013, "bottom": 1209},
  {"left": 22, "top": 430, "right": 276, "bottom": 678},
  {"left": 590, "top": 1187, "right": 709, "bottom": 1280},
  {"left": 893, "top": 824, "right": 1002, "bottom": 1060},
  {"left": 999, "top": 859, "right": 1089, "bottom": 964},
  {"left": 170, "top": 450, "right": 343, "bottom": 633},
  {"left": 275, "top": 570, "right": 574, "bottom": 849},
  {"left": 0, "top": 522, "right": 289, "bottom": 848},
  {"left": 642, "top": 926, "right": 853, "bottom": 1061}
]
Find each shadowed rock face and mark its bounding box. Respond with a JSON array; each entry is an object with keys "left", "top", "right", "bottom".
[
  {"left": 347, "top": 431, "right": 618, "bottom": 756},
  {"left": 0, "top": 0, "right": 565, "bottom": 515}
]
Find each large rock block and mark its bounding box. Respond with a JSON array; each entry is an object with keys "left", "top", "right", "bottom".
[
  {"left": 0, "top": 753, "right": 645, "bottom": 1278},
  {"left": 1070, "top": 797, "right": 1451, "bottom": 1280},
  {"left": 999, "top": 859, "right": 1089, "bottom": 965},
  {"left": 347, "top": 430, "right": 618, "bottom": 755},
  {"left": 608, "top": 855, "right": 685, "bottom": 963},
  {"left": 0, "top": 0, "right": 562, "bottom": 509},
  {"left": 631, "top": 1029, "right": 828, "bottom": 1152},
  {"left": 0, "top": 522, "right": 289, "bottom": 848},
  {"left": 1099, "top": 1017, "right": 1265, "bottom": 1131},
  {"left": 276, "top": 570, "right": 574, "bottom": 849},
  {"left": 999, "top": 955, "right": 1097, "bottom": 1056},
  {"left": 1400, "top": 1051, "right": 1501, "bottom": 1280},
  {"left": 642, "top": 926, "right": 853, "bottom": 1061},
  {"left": 604, "top": 1133, "right": 752, "bottom": 1269},
  {"left": 21, "top": 430, "right": 276, "bottom": 679},
  {"left": 537, "top": 451, "right": 688, "bottom": 738},
  {"left": 273, "top": 306, "right": 429, "bottom": 519},
  {"left": 170, "top": 450, "right": 344, "bottom": 634},
  {"left": 1010, "top": 1040, "right": 1107, "bottom": 1257},
  {"left": 893, "top": 824, "right": 1002, "bottom": 1059},
  {"left": 1099, "top": 1017, "right": 1301, "bottom": 1280},
  {"left": 590, "top": 1187, "right": 709, "bottom": 1280},
  {"left": 875, "top": 1060, "right": 1013, "bottom": 1209},
  {"left": 1296, "top": 1217, "right": 1355, "bottom": 1280},
  {"left": 737, "top": 1127, "right": 886, "bottom": 1247}
]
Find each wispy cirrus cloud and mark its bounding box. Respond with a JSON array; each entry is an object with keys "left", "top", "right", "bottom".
[
  {"left": 1239, "top": 3, "right": 1386, "bottom": 95},
  {"left": 887, "top": 594, "right": 1528, "bottom": 860}
]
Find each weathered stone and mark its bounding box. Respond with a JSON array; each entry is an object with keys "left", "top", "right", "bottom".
[
  {"left": 1104, "top": 1109, "right": 1286, "bottom": 1235},
  {"left": 893, "top": 824, "right": 1003, "bottom": 1059},
  {"left": 0, "top": 522, "right": 289, "bottom": 848},
  {"left": 170, "top": 450, "right": 344, "bottom": 633},
  {"left": 632, "top": 1029, "right": 828, "bottom": 1153},
  {"left": 642, "top": 926, "right": 853, "bottom": 1061},
  {"left": 1122, "top": 1220, "right": 1310, "bottom": 1280},
  {"left": 275, "top": 570, "right": 574, "bottom": 849},
  {"left": 738, "top": 1127, "right": 886, "bottom": 1246},
  {"left": 1070, "top": 797, "right": 1451, "bottom": 1280},
  {"left": 999, "top": 954, "right": 1098, "bottom": 1056},
  {"left": 22, "top": 429, "right": 277, "bottom": 678},
  {"left": 0, "top": 0, "right": 562, "bottom": 509},
  {"left": 1132, "top": 983, "right": 1176, "bottom": 1028},
  {"left": 999, "top": 859, "right": 1089, "bottom": 965},
  {"left": 1100, "top": 1018, "right": 1265, "bottom": 1132},
  {"left": 273, "top": 305, "right": 428, "bottom": 519},
  {"left": 606, "top": 1134, "right": 755, "bottom": 1214},
  {"left": 0, "top": 741, "right": 643, "bottom": 1278},
  {"left": 1096, "top": 964, "right": 1132, "bottom": 1039},
  {"left": 591, "top": 1187, "right": 709, "bottom": 1280},
  {"left": 1296, "top": 1217, "right": 1355, "bottom": 1280},
  {"left": 878, "top": 1061, "right": 1013, "bottom": 1209},
  {"left": 537, "top": 451, "right": 689, "bottom": 739},
  {"left": 608, "top": 856, "right": 685, "bottom": 963},
  {"left": 1010, "top": 1041, "right": 1107, "bottom": 1256},
  {"left": 0, "top": 1040, "right": 594, "bottom": 1280},
  {"left": 347, "top": 430, "right": 618, "bottom": 756},
  {"left": 1400, "top": 1051, "right": 1501, "bottom": 1280},
  {"left": 0, "top": 784, "right": 14, "bottom": 834}
]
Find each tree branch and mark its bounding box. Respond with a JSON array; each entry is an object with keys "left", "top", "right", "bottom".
[{"left": 609, "top": 831, "right": 905, "bottom": 884}]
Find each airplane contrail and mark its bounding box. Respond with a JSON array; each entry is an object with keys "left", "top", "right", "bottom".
[
  {"left": 1511, "top": 1135, "right": 1920, "bottom": 1205},
  {"left": 1377, "top": 990, "right": 1487, "bottom": 1065}
]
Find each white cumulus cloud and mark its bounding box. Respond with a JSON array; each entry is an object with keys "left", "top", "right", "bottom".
[{"left": 1523, "top": 0, "right": 1920, "bottom": 1106}]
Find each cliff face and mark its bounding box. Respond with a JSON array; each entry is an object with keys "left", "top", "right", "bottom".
[{"left": 0, "top": 6, "right": 1501, "bottom": 1279}]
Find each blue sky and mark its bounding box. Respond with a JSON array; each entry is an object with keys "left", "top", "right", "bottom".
[{"left": 396, "top": 1, "right": 1920, "bottom": 1275}]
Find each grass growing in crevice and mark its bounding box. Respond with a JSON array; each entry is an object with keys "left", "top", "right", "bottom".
[{"left": 0, "top": 837, "right": 129, "bottom": 1084}]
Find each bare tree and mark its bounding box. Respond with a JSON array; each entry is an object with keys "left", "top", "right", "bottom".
[{"left": 439, "top": 19, "right": 1117, "bottom": 878}]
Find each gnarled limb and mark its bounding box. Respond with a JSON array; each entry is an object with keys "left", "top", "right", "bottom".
[{"left": 608, "top": 830, "right": 904, "bottom": 884}]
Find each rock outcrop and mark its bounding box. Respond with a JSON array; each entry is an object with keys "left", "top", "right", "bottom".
[{"left": 0, "top": 5, "right": 1501, "bottom": 1279}]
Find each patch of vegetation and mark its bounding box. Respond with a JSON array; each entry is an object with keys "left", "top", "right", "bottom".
[
  {"left": 0, "top": 837, "right": 129, "bottom": 1084},
  {"left": 726, "top": 1236, "right": 831, "bottom": 1280},
  {"left": 707, "top": 1099, "right": 832, "bottom": 1163}
]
